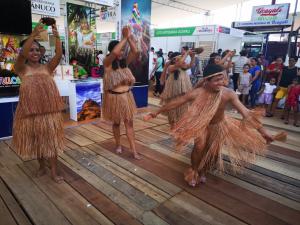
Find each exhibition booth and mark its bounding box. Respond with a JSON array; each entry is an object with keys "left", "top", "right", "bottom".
[{"left": 0, "top": 0, "right": 151, "bottom": 139}]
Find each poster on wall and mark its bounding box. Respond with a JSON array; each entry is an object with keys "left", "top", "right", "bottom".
[
  {"left": 0, "top": 35, "right": 24, "bottom": 97},
  {"left": 67, "top": 3, "right": 96, "bottom": 70},
  {"left": 121, "top": 0, "right": 151, "bottom": 86},
  {"left": 76, "top": 82, "right": 101, "bottom": 121}
]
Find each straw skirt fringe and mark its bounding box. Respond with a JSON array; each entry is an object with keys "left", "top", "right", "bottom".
[
  {"left": 102, "top": 91, "right": 137, "bottom": 123},
  {"left": 12, "top": 111, "right": 64, "bottom": 160},
  {"left": 160, "top": 70, "right": 192, "bottom": 124}
]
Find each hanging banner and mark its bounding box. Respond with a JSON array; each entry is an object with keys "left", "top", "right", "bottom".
[
  {"left": 121, "top": 0, "right": 151, "bottom": 86},
  {"left": 67, "top": 3, "right": 96, "bottom": 69},
  {"left": 31, "top": 0, "right": 60, "bottom": 17},
  {"left": 251, "top": 3, "right": 290, "bottom": 22}
]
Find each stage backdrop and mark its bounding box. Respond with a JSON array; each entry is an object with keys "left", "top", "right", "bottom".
[
  {"left": 121, "top": 0, "right": 151, "bottom": 86},
  {"left": 67, "top": 3, "right": 96, "bottom": 70}
]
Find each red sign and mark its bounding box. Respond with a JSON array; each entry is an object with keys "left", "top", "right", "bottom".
[{"left": 256, "top": 6, "right": 283, "bottom": 17}]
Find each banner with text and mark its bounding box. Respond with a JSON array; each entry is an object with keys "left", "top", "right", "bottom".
[{"left": 31, "top": 0, "right": 60, "bottom": 17}]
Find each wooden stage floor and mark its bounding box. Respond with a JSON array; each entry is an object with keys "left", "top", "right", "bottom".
[{"left": 0, "top": 112, "right": 300, "bottom": 225}]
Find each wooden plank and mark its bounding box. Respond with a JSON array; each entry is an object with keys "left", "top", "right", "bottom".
[
  {"left": 134, "top": 129, "right": 170, "bottom": 145},
  {"left": 72, "top": 126, "right": 107, "bottom": 142},
  {"left": 0, "top": 193, "right": 17, "bottom": 225},
  {"left": 0, "top": 179, "right": 32, "bottom": 225},
  {"left": 64, "top": 138, "right": 81, "bottom": 150},
  {"left": 87, "top": 152, "right": 169, "bottom": 203},
  {"left": 268, "top": 144, "right": 300, "bottom": 160},
  {"left": 161, "top": 191, "right": 246, "bottom": 225},
  {"left": 217, "top": 173, "right": 300, "bottom": 211},
  {"left": 20, "top": 161, "right": 113, "bottom": 225},
  {"left": 153, "top": 204, "right": 195, "bottom": 225},
  {"left": 59, "top": 154, "right": 169, "bottom": 225},
  {"left": 64, "top": 128, "right": 94, "bottom": 146},
  {"left": 59, "top": 153, "right": 145, "bottom": 218},
  {"left": 81, "top": 123, "right": 113, "bottom": 139},
  {"left": 0, "top": 166, "right": 71, "bottom": 225},
  {"left": 0, "top": 141, "right": 23, "bottom": 167},
  {"left": 87, "top": 143, "right": 181, "bottom": 196},
  {"left": 65, "top": 149, "right": 159, "bottom": 210},
  {"left": 151, "top": 124, "right": 170, "bottom": 133},
  {"left": 59, "top": 161, "right": 143, "bottom": 225},
  {"left": 224, "top": 162, "right": 300, "bottom": 202},
  {"left": 98, "top": 139, "right": 299, "bottom": 225}
]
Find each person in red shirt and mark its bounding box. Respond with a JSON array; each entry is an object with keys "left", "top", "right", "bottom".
[
  {"left": 283, "top": 77, "right": 300, "bottom": 126},
  {"left": 265, "top": 57, "right": 283, "bottom": 82}
]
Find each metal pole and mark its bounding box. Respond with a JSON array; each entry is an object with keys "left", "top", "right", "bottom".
[{"left": 287, "top": 0, "right": 299, "bottom": 56}]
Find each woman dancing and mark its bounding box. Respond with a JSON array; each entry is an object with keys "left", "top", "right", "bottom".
[
  {"left": 102, "top": 26, "right": 141, "bottom": 159},
  {"left": 13, "top": 21, "right": 64, "bottom": 183},
  {"left": 160, "top": 50, "right": 195, "bottom": 127}
]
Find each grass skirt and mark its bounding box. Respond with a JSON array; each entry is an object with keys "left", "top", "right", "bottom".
[
  {"left": 102, "top": 91, "right": 137, "bottom": 123},
  {"left": 160, "top": 70, "right": 192, "bottom": 124},
  {"left": 12, "top": 111, "right": 64, "bottom": 160}
]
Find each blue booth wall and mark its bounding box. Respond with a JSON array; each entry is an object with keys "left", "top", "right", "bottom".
[{"left": 0, "top": 100, "right": 18, "bottom": 139}]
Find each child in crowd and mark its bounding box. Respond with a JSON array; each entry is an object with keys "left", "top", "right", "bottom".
[
  {"left": 283, "top": 77, "right": 300, "bottom": 126},
  {"left": 237, "top": 64, "right": 252, "bottom": 105},
  {"left": 258, "top": 78, "right": 277, "bottom": 116}
]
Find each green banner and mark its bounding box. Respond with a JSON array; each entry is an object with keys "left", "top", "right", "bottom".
[{"left": 154, "top": 27, "right": 196, "bottom": 37}]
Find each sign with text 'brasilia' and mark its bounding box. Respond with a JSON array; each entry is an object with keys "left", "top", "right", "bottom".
[{"left": 31, "top": 0, "right": 60, "bottom": 17}]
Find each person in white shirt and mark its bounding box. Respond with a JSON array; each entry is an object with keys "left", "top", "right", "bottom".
[
  {"left": 232, "top": 49, "right": 249, "bottom": 91},
  {"left": 258, "top": 78, "right": 277, "bottom": 115},
  {"left": 97, "top": 50, "right": 105, "bottom": 76},
  {"left": 149, "top": 47, "right": 156, "bottom": 77},
  {"left": 181, "top": 46, "right": 192, "bottom": 76}
]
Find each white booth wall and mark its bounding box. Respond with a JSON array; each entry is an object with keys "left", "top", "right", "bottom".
[{"left": 151, "top": 33, "right": 242, "bottom": 58}]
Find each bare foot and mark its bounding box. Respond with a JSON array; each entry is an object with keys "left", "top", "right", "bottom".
[
  {"left": 199, "top": 175, "right": 207, "bottom": 184},
  {"left": 115, "top": 146, "right": 123, "bottom": 154},
  {"left": 52, "top": 175, "right": 64, "bottom": 183},
  {"left": 188, "top": 179, "right": 197, "bottom": 187},
  {"left": 133, "top": 152, "right": 142, "bottom": 160},
  {"left": 36, "top": 167, "right": 46, "bottom": 177}
]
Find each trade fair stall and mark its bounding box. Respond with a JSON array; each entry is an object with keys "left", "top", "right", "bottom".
[
  {"left": 0, "top": 0, "right": 151, "bottom": 139},
  {"left": 232, "top": 3, "right": 294, "bottom": 59},
  {"left": 151, "top": 25, "right": 245, "bottom": 59}
]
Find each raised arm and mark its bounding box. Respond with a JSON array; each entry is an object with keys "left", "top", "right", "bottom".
[
  {"left": 181, "top": 51, "right": 195, "bottom": 70},
  {"left": 14, "top": 23, "right": 44, "bottom": 74},
  {"left": 144, "top": 90, "right": 197, "bottom": 120},
  {"left": 219, "top": 51, "right": 233, "bottom": 65},
  {"left": 126, "top": 35, "right": 138, "bottom": 65},
  {"left": 104, "top": 27, "right": 130, "bottom": 68},
  {"left": 47, "top": 24, "right": 62, "bottom": 73}
]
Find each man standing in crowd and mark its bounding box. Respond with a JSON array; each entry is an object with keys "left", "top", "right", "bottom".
[
  {"left": 269, "top": 56, "right": 299, "bottom": 117},
  {"left": 97, "top": 50, "right": 104, "bottom": 76},
  {"left": 232, "top": 49, "right": 249, "bottom": 91}
]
